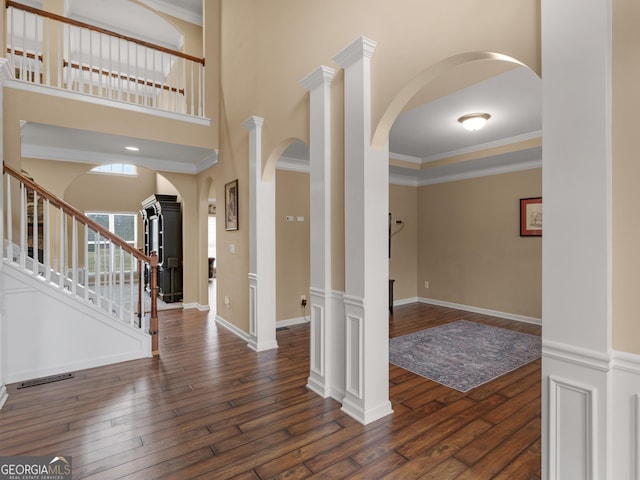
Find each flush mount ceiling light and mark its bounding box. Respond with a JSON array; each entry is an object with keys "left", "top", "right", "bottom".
[
  {"left": 125, "top": 146, "right": 139, "bottom": 152},
  {"left": 458, "top": 113, "right": 491, "bottom": 131}
]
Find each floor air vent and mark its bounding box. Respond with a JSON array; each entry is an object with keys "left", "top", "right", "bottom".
[
  {"left": 276, "top": 326, "right": 289, "bottom": 331},
  {"left": 18, "top": 372, "right": 74, "bottom": 389}
]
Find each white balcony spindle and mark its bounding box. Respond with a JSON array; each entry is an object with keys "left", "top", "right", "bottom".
[
  {"left": 107, "top": 241, "right": 114, "bottom": 314},
  {"left": 199, "top": 63, "right": 204, "bottom": 117},
  {"left": 84, "top": 224, "right": 90, "bottom": 301},
  {"left": 58, "top": 206, "right": 65, "bottom": 289},
  {"left": 6, "top": 174, "right": 13, "bottom": 261},
  {"left": 20, "top": 10, "right": 26, "bottom": 82},
  {"left": 9, "top": 7, "right": 15, "bottom": 68},
  {"left": 32, "top": 190, "right": 39, "bottom": 275},
  {"left": 71, "top": 218, "right": 78, "bottom": 295},
  {"left": 19, "top": 185, "right": 26, "bottom": 269},
  {"left": 44, "top": 198, "right": 51, "bottom": 281},
  {"left": 95, "top": 231, "right": 101, "bottom": 308},
  {"left": 129, "top": 257, "right": 135, "bottom": 325}
]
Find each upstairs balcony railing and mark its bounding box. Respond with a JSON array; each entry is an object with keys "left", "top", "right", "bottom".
[
  {"left": 3, "top": 164, "right": 160, "bottom": 355},
  {"left": 5, "top": 0, "right": 206, "bottom": 118}
]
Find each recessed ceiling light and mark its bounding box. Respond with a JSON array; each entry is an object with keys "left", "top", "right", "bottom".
[
  {"left": 125, "top": 146, "right": 139, "bottom": 152},
  {"left": 458, "top": 113, "right": 491, "bottom": 131}
]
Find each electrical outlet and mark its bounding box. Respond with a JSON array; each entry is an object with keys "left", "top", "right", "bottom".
[
  {"left": 425, "top": 281, "right": 429, "bottom": 288},
  {"left": 224, "top": 295, "right": 230, "bottom": 306},
  {"left": 300, "top": 295, "right": 307, "bottom": 307}
]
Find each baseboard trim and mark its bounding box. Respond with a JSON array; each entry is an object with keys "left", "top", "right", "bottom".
[
  {"left": 6, "top": 350, "right": 151, "bottom": 385},
  {"left": 277, "top": 317, "right": 309, "bottom": 328},
  {"left": 418, "top": 297, "right": 542, "bottom": 326},
  {"left": 215, "top": 314, "right": 251, "bottom": 343},
  {"left": 394, "top": 297, "right": 420, "bottom": 307},
  {"left": 0, "top": 386, "right": 8, "bottom": 410}
]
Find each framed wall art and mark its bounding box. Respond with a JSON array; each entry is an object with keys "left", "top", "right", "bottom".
[
  {"left": 225, "top": 179, "right": 238, "bottom": 231},
  {"left": 520, "top": 197, "right": 542, "bottom": 236}
]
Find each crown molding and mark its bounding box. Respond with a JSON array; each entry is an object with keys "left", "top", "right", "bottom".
[
  {"left": 137, "top": 0, "right": 202, "bottom": 26},
  {"left": 421, "top": 130, "right": 543, "bottom": 164},
  {"left": 196, "top": 150, "right": 219, "bottom": 173},
  {"left": 417, "top": 159, "right": 541, "bottom": 186},
  {"left": 389, "top": 172, "right": 419, "bottom": 187},
  {"left": 21, "top": 143, "right": 205, "bottom": 174},
  {"left": 276, "top": 156, "right": 310, "bottom": 174},
  {"left": 389, "top": 151, "right": 422, "bottom": 164}
]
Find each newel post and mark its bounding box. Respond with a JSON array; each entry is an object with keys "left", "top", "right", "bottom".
[{"left": 149, "top": 251, "right": 159, "bottom": 356}]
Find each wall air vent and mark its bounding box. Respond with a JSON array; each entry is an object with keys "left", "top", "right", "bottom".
[{"left": 18, "top": 373, "right": 75, "bottom": 389}]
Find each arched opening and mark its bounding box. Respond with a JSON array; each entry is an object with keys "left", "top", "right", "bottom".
[
  {"left": 63, "top": 163, "right": 186, "bottom": 312},
  {"left": 383, "top": 57, "right": 542, "bottom": 320},
  {"left": 378, "top": 53, "right": 542, "bottom": 420}
]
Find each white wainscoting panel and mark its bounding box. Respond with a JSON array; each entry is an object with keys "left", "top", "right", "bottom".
[
  {"left": 543, "top": 340, "right": 610, "bottom": 480},
  {"left": 611, "top": 351, "right": 640, "bottom": 480},
  {"left": 548, "top": 376, "right": 595, "bottom": 480}
]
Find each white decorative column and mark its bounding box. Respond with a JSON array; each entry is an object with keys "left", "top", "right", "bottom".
[
  {"left": 0, "top": 58, "right": 11, "bottom": 409},
  {"left": 243, "top": 116, "right": 278, "bottom": 352},
  {"left": 333, "top": 37, "right": 393, "bottom": 424},
  {"left": 541, "top": 0, "right": 612, "bottom": 478},
  {"left": 300, "top": 66, "right": 343, "bottom": 400}
]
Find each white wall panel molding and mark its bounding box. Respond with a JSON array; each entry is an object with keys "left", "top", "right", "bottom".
[
  {"left": 541, "top": 0, "right": 613, "bottom": 474},
  {"left": 333, "top": 36, "right": 392, "bottom": 425},
  {"left": 543, "top": 339, "right": 612, "bottom": 372},
  {"left": 613, "top": 350, "right": 640, "bottom": 375},
  {"left": 610, "top": 351, "right": 640, "bottom": 480},
  {"left": 547, "top": 375, "right": 597, "bottom": 480},
  {"left": 243, "top": 117, "right": 277, "bottom": 353},
  {"left": 300, "top": 65, "right": 336, "bottom": 400}
]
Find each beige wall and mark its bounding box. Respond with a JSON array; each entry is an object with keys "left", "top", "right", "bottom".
[
  {"left": 2, "top": 1, "right": 542, "bottom": 334},
  {"left": 389, "top": 184, "right": 418, "bottom": 301},
  {"left": 417, "top": 169, "right": 542, "bottom": 319},
  {"left": 213, "top": 0, "right": 541, "bottom": 332},
  {"left": 275, "top": 170, "right": 310, "bottom": 321},
  {"left": 612, "top": 0, "right": 640, "bottom": 353}
]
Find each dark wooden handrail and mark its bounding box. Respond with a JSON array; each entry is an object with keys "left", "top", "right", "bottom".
[
  {"left": 6, "top": 0, "right": 205, "bottom": 66},
  {"left": 4, "top": 163, "right": 149, "bottom": 261}
]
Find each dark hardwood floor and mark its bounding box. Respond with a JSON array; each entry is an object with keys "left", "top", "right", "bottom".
[{"left": 0, "top": 302, "right": 541, "bottom": 479}]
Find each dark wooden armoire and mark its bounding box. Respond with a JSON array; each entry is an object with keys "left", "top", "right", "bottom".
[{"left": 140, "top": 194, "right": 183, "bottom": 303}]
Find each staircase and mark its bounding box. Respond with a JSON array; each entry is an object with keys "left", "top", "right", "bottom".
[{"left": 2, "top": 164, "right": 159, "bottom": 384}]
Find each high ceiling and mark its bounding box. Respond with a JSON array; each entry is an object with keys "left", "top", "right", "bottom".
[{"left": 18, "top": 1, "right": 542, "bottom": 182}]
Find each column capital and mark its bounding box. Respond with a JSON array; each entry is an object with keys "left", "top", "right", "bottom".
[
  {"left": 333, "top": 36, "right": 377, "bottom": 69},
  {"left": 300, "top": 65, "right": 335, "bottom": 92},
  {"left": 242, "top": 116, "right": 264, "bottom": 131}
]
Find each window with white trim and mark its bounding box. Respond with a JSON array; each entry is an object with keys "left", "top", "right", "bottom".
[
  {"left": 86, "top": 212, "right": 137, "bottom": 274},
  {"left": 90, "top": 164, "right": 137, "bottom": 175}
]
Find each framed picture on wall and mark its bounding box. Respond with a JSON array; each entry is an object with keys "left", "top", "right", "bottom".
[
  {"left": 225, "top": 179, "right": 238, "bottom": 231},
  {"left": 520, "top": 197, "right": 542, "bottom": 236}
]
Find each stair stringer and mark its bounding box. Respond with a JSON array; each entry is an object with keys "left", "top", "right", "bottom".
[{"left": 3, "top": 261, "right": 152, "bottom": 384}]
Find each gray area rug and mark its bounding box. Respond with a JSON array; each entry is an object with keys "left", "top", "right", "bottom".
[{"left": 389, "top": 319, "right": 541, "bottom": 392}]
